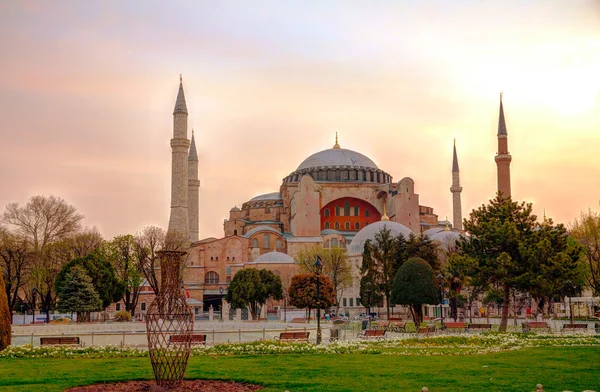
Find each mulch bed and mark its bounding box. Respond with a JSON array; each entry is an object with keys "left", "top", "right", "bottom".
[{"left": 65, "top": 380, "right": 264, "bottom": 392}]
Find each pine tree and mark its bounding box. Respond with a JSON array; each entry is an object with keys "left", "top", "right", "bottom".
[
  {"left": 0, "top": 270, "right": 11, "bottom": 350},
  {"left": 56, "top": 265, "right": 102, "bottom": 322}
]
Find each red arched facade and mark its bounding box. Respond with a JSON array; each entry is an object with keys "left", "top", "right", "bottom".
[{"left": 320, "top": 197, "right": 381, "bottom": 232}]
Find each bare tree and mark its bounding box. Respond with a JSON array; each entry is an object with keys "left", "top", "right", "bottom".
[
  {"left": 0, "top": 227, "right": 32, "bottom": 312},
  {"left": 135, "top": 226, "right": 165, "bottom": 297},
  {"left": 2, "top": 196, "right": 84, "bottom": 322}
]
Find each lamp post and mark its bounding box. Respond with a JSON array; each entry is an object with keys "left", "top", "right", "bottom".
[
  {"left": 565, "top": 280, "right": 576, "bottom": 325},
  {"left": 365, "top": 284, "right": 372, "bottom": 328},
  {"left": 314, "top": 255, "right": 323, "bottom": 345},
  {"left": 436, "top": 274, "right": 444, "bottom": 325},
  {"left": 31, "top": 287, "right": 38, "bottom": 324}
]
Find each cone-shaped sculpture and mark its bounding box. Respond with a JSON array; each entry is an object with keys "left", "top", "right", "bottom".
[{"left": 146, "top": 251, "right": 193, "bottom": 389}]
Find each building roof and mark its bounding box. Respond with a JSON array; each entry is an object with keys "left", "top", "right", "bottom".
[
  {"left": 498, "top": 93, "right": 507, "bottom": 136},
  {"left": 249, "top": 192, "right": 282, "bottom": 202},
  {"left": 173, "top": 79, "right": 188, "bottom": 114},
  {"left": 189, "top": 131, "right": 198, "bottom": 160},
  {"left": 452, "top": 140, "right": 459, "bottom": 172},
  {"left": 247, "top": 251, "right": 295, "bottom": 264},
  {"left": 348, "top": 220, "right": 412, "bottom": 254},
  {"left": 230, "top": 206, "right": 241, "bottom": 212},
  {"left": 297, "top": 148, "right": 378, "bottom": 171}
]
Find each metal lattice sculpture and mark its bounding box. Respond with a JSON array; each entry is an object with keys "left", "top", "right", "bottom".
[{"left": 146, "top": 250, "right": 193, "bottom": 389}]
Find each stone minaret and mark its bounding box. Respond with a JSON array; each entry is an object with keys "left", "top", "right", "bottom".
[
  {"left": 188, "top": 130, "right": 200, "bottom": 242},
  {"left": 167, "top": 76, "right": 190, "bottom": 239},
  {"left": 495, "top": 93, "right": 512, "bottom": 198},
  {"left": 450, "top": 140, "right": 463, "bottom": 230}
]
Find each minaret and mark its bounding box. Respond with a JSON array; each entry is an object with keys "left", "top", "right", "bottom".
[
  {"left": 450, "top": 140, "right": 463, "bottom": 230},
  {"left": 167, "top": 76, "right": 190, "bottom": 239},
  {"left": 495, "top": 93, "right": 512, "bottom": 198},
  {"left": 188, "top": 130, "right": 200, "bottom": 242}
]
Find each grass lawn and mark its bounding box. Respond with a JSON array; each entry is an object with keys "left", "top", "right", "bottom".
[{"left": 0, "top": 347, "right": 599, "bottom": 392}]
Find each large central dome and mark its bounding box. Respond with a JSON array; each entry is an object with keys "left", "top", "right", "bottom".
[{"left": 297, "top": 148, "right": 378, "bottom": 171}]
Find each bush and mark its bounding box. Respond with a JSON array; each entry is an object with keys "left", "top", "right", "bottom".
[{"left": 113, "top": 310, "right": 132, "bottom": 322}]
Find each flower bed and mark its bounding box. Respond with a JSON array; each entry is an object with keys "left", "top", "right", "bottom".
[{"left": 1, "top": 333, "right": 598, "bottom": 359}]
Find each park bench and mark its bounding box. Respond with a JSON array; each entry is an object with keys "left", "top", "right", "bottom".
[
  {"left": 289, "top": 318, "right": 307, "bottom": 323},
  {"left": 562, "top": 323, "right": 588, "bottom": 332},
  {"left": 417, "top": 326, "right": 435, "bottom": 335},
  {"left": 444, "top": 322, "right": 467, "bottom": 332},
  {"left": 388, "top": 317, "right": 403, "bottom": 321},
  {"left": 372, "top": 321, "right": 389, "bottom": 331},
  {"left": 522, "top": 322, "right": 551, "bottom": 333},
  {"left": 358, "top": 329, "right": 387, "bottom": 340},
  {"left": 169, "top": 334, "right": 207, "bottom": 345},
  {"left": 388, "top": 321, "right": 407, "bottom": 333},
  {"left": 467, "top": 323, "right": 492, "bottom": 332},
  {"left": 40, "top": 337, "right": 80, "bottom": 346},
  {"left": 277, "top": 332, "right": 310, "bottom": 342}
]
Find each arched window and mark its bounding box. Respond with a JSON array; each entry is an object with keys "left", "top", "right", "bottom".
[
  {"left": 335, "top": 206, "right": 340, "bottom": 216},
  {"left": 233, "top": 229, "right": 238, "bottom": 236},
  {"left": 210, "top": 256, "right": 214, "bottom": 261},
  {"left": 345, "top": 222, "right": 350, "bottom": 230},
  {"left": 275, "top": 239, "right": 282, "bottom": 249},
  {"left": 344, "top": 202, "right": 350, "bottom": 216},
  {"left": 365, "top": 210, "right": 370, "bottom": 217},
  {"left": 264, "top": 234, "right": 270, "bottom": 248},
  {"left": 334, "top": 222, "right": 340, "bottom": 230},
  {"left": 355, "top": 222, "right": 360, "bottom": 230},
  {"left": 354, "top": 206, "right": 359, "bottom": 216},
  {"left": 324, "top": 222, "right": 330, "bottom": 230},
  {"left": 324, "top": 209, "right": 330, "bottom": 218},
  {"left": 251, "top": 239, "right": 258, "bottom": 248},
  {"left": 331, "top": 238, "right": 339, "bottom": 248},
  {"left": 205, "top": 271, "right": 219, "bottom": 284}
]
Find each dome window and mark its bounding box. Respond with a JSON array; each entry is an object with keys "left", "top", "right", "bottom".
[
  {"left": 324, "top": 209, "right": 330, "bottom": 218},
  {"left": 355, "top": 222, "right": 360, "bottom": 230},
  {"left": 345, "top": 222, "right": 350, "bottom": 230},
  {"left": 334, "top": 222, "right": 340, "bottom": 230},
  {"left": 205, "top": 271, "right": 219, "bottom": 284},
  {"left": 335, "top": 206, "right": 340, "bottom": 216},
  {"left": 324, "top": 222, "right": 330, "bottom": 230}
]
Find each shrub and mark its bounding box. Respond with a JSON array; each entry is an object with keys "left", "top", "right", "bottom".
[{"left": 113, "top": 310, "right": 132, "bottom": 322}]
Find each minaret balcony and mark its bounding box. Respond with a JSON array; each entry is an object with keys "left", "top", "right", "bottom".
[{"left": 495, "top": 154, "right": 512, "bottom": 161}]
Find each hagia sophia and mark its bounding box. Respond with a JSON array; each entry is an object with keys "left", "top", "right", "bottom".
[{"left": 162, "top": 78, "right": 512, "bottom": 317}]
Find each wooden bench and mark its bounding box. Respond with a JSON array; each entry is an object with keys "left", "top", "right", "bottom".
[
  {"left": 289, "top": 318, "right": 307, "bottom": 324},
  {"left": 40, "top": 337, "right": 80, "bottom": 346},
  {"left": 169, "top": 334, "right": 207, "bottom": 345},
  {"left": 358, "top": 329, "right": 386, "bottom": 340},
  {"left": 444, "top": 322, "right": 467, "bottom": 332},
  {"left": 522, "top": 322, "right": 551, "bottom": 333},
  {"left": 467, "top": 323, "right": 492, "bottom": 331},
  {"left": 372, "top": 321, "right": 389, "bottom": 330},
  {"left": 389, "top": 321, "right": 407, "bottom": 333},
  {"left": 417, "top": 326, "right": 434, "bottom": 335},
  {"left": 562, "top": 323, "right": 588, "bottom": 332},
  {"left": 388, "top": 317, "right": 403, "bottom": 321},
  {"left": 277, "top": 332, "right": 310, "bottom": 342}
]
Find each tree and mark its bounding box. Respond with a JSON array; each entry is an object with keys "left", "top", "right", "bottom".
[
  {"left": 459, "top": 194, "right": 539, "bottom": 331},
  {"left": 135, "top": 226, "right": 165, "bottom": 296},
  {"left": 361, "top": 226, "right": 398, "bottom": 318},
  {"left": 226, "top": 269, "right": 283, "bottom": 320},
  {"left": 391, "top": 257, "right": 440, "bottom": 324},
  {"left": 402, "top": 233, "right": 440, "bottom": 272},
  {"left": 359, "top": 275, "right": 383, "bottom": 312},
  {"left": 570, "top": 209, "right": 600, "bottom": 296},
  {"left": 2, "top": 195, "right": 84, "bottom": 322},
  {"left": 0, "top": 228, "right": 32, "bottom": 313},
  {"left": 295, "top": 245, "right": 353, "bottom": 314},
  {"left": 104, "top": 235, "right": 143, "bottom": 315},
  {"left": 56, "top": 265, "right": 102, "bottom": 321},
  {"left": 0, "top": 267, "right": 11, "bottom": 350},
  {"left": 55, "top": 253, "right": 123, "bottom": 321},
  {"left": 288, "top": 273, "right": 335, "bottom": 320}
]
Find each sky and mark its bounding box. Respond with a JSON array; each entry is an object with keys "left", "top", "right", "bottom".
[{"left": 0, "top": 0, "right": 599, "bottom": 240}]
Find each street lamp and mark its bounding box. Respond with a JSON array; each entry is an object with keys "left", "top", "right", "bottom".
[
  {"left": 365, "top": 284, "right": 372, "bottom": 328},
  {"left": 31, "top": 287, "right": 38, "bottom": 324},
  {"left": 436, "top": 274, "right": 444, "bottom": 325},
  {"left": 565, "top": 280, "right": 576, "bottom": 325},
  {"left": 314, "top": 255, "right": 323, "bottom": 345}
]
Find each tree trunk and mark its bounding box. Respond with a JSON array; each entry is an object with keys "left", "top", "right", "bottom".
[
  {"left": 385, "top": 296, "right": 391, "bottom": 319},
  {"left": 450, "top": 297, "right": 458, "bottom": 321},
  {"left": 499, "top": 283, "right": 510, "bottom": 332}
]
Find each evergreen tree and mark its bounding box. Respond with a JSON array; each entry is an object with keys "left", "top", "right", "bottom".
[
  {"left": 56, "top": 265, "right": 102, "bottom": 321},
  {"left": 361, "top": 226, "right": 397, "bottom": 318},
  {"left": 0, "top": 269, "right": 11, "bottom": 350},
  {"left": 225, "top": 269, "right": 283, "bottom": 320},
  {"left": 391, "top": 257, "right": 440, "bottom": 324}
]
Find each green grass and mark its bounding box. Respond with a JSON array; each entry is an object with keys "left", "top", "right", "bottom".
[{"left": 1, "top": 347, "right": 599, "bottom": 391}]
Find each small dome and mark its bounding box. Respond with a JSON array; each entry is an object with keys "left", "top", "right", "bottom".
[
  {"left": 349, "top": 220, "right": 413, "bottom": 254},
  {"left": 248, "top": 251, "right": 295, "bottom": 264},
  {"left": 423, "top": 227, "right": 444, "bottom": 236},
  {"left": 297, "top": 148, "right": 378, "bottom": 171},
  {"left": 230, "top": 206, "right": 241, "bottom": 212},
  {"left": 250, "top": 192, "right": 282, "bottom": 202},
  {"left": 429, "top": 230, "right": 463, "bottom": 251}
]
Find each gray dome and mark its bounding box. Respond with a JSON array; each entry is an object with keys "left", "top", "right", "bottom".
[
  {"left": 248, "top": 251, "right": 295, "bottom": 264},
  {"left": 423, "top": 227, "right": 444, "bottom": 236},
  {"left": 349, "top": 220, "right": 412, "bottom": 254},
  {"left": 250, "top": 192, "right": 282, "bottom": 202},
  {"left": 429, "top": 230, "right": 463, "bottom": 251},
  {"left": 230, "top": 206, "right": 241, "bottom": 212},
  {"left": 297, "top": 148, "right": 378, "bottom": 171}
]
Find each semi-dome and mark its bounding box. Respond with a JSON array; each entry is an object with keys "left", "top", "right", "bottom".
[
  {"left": 297, "top": 148, "right": 378, "bottom": 171},
  {"left": 248, "top": 251, "right": 295, "bottom": 264},
  {"left": 429, "top": 230, "right": 463, "bottom": 251},
  {"left": 349, "top": 220, "right": 413, "bottom": 254}
]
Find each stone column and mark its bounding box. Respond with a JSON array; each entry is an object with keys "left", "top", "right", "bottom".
[{"left": 208, "top": 305, "right": 214, "bottom": 321}]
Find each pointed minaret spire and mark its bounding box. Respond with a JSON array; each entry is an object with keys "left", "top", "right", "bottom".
[
  {"left": 174, "top": 75, "right": 188, "bottom": 114},
  {"left": 450, "top": 140, "right": 463, "bottom": 230},
  {"left": 333, "top": 131, "right": 340, "bottom": 149},
  {"left": 188, "top": 128, "right": 200, "bottom": 242},
  {"left": 495, "top": 92, "right": 512, "bottom": 198},
  {"left": 168, "top": 77, "right": 190, "bottom": 240}
]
